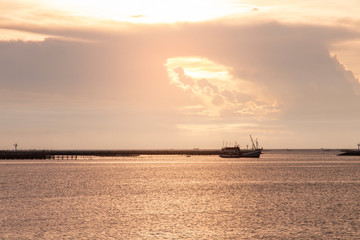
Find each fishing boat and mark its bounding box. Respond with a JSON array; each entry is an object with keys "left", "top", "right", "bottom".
[
  {"left": 220, "top": 146, "right": 262, "bottom": 158},
  {"left": 220, "top": 135, "right": 263, "bottom": 158}
]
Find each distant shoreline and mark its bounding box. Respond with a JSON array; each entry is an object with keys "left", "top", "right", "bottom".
[{"left": 0, "top": 148, "right": 352, "bottom": 160}]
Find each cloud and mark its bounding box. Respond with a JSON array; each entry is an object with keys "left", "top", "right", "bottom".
[
  {"left": 166, "top": 56, "right": 280, "bottom": 117},
  {"left": 171, "top": 67, "right": 195, "bottom": 88},
  {"left": 131, "top": 15, "right": 146, "bottom": 18},
  {"left": 331, "top": 55, "right": 360, "bottom": 93},
  {"left": 1, "top": 18, "right": 360, "bottom": 147},
  {"left": 197, "top": 79, "right": 219, "bottom": 93}
]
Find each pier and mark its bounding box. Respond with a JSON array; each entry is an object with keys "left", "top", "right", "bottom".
[{"left": 0, "top": 149, "right": 222, "bottom": 159}]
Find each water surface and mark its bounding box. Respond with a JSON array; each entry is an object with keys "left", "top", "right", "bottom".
[{"left": 1, "top": 150, "right": 359, "bottom": 239}]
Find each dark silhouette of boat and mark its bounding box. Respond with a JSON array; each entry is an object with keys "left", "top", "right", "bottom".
[
  {"left": 220, "top": 135, "right": 262, "bottom": 158},
  {"left": 220, "top": 146, "right": 262, "bottom": 158}
]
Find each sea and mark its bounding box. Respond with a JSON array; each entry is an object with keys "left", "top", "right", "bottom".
[{"left": 1, "top": 150, "right": 359, "bottom": 239}]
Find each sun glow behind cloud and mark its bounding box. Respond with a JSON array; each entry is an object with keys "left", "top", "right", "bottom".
[
  {"left": 165, "top": 57, "right": 280, "bottom": 117},
  {"left": 0, "top": 29, "right": 46, "bottom": 41},
  {"left": 38, "top": 0, "right": 256, "bottom": 23}
]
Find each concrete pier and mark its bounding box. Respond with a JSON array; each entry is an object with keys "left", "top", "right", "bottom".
[{"left": 0, "top": 149, "right": 222, "bottom": 160}]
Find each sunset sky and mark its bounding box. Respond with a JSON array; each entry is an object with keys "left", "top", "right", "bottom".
[{"left": 1, "top": 0, "right": 360, "bottom": 149}]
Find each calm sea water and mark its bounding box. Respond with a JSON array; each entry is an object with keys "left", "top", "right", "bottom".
[{"left": 1, "top": 150, "right": 360, "bottom": 239}]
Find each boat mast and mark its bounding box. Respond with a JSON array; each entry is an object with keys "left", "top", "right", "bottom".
[{"left": 250, "top": 135, "right": 256, "bottom": 150}]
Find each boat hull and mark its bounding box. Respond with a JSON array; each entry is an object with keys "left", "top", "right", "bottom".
[{"left": 220, "top": 149, "right": 262, "bottom": 158}]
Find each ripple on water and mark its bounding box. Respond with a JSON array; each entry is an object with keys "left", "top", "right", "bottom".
[{"left": 1, "top": 152, "right": 360, "bottom": 239}]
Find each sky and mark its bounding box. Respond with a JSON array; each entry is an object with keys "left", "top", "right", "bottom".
[{"left": 1, "top": 0, "right": 360, "bottom": 149}]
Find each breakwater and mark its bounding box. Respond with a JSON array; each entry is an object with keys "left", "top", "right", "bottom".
[
  {"left": 0, "top": 149, "right": 222, "bottom": 159},
  {"left": 337, "top": 149, "right": 360, "bottom": 156}
]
